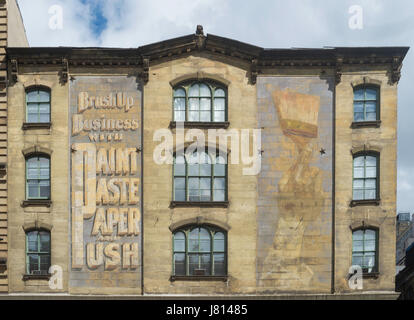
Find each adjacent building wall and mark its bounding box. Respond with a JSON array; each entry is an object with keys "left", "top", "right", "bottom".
[{"left": 7, "top": 0, "right": 29, "bottom": 47}]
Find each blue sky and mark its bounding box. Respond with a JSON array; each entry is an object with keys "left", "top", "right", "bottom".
[
  {"left": 16, "top": 0, "right": 414, "bottom": 213},
  {"left": 79, "top": 0, "right": 107, "bottom": 36}
]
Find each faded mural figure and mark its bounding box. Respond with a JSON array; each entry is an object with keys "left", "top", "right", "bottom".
[{"left": 260, "top": 87, "right": 326, "bottom": 288}]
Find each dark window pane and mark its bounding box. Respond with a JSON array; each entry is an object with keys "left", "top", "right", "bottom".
[
  {"left": 39, "top": 185, "right": 50, "bottom": 199},
  {"left": 200, "top": 98, "right": 211, "bottom": 111},
  {"left": 38, "top": 91, "right": 50, "bottom": 102},
  {"left": 174, "top": 189, "right": 185, "bottom": 201},
  {"left": 174, "top": 253, "right": 186, "bottom": 275},
  {"left": 188, "top": 254, "right": 199, "bottom": 275},
  {"left": 200, "top": 254, "right": 211, "bottom": 275},
  {"left": 189, "top": 84, "right": 199, "bottom": 97},
  {"left": 214, "top": 111, "right": 225, "bottom": 122},
  {"left": 27, "top": 91, "right": 39, "bottom": 102},
  {"left": 354, "top": 89, "right": 364, "bottom": 100},
  {"left": 214, "top": 253, "right": 225, "bottom": 275},
  {"left": 27, "top": 113, "right": 38, "bottom": 123},
  {"left": 215, "top": 89, "right": 225, "bottom": 97},
  {"left": 188, "top": 98, "right": 199, "bottom": 110},
  {"left": 174, "top": 111, "right": 185, "bottom": 122},
  {"left": 199, "top": 84, "right": 211, "bottom": 97},
  {"left": 354, "top": 102, "right": 364, "bottom": 113},
  {"left": 366, "top": 112, "right": 377, "bottom": 121},
  {"left": 199, "top": 164, "right": 211, "bottom": 176},
  {"left": 354, "top": 156, "right": 365, "bottom": 167},
  {"left": 174, "top": 88, "right": 186, "bottom": 98},
  {"left": 200, "top": 111, "right": 211, "bottom": 122},
  {"left": 199, "top": 228, "right": 211, "bottom": 252},
  {"left": 188, "top": 111, "right": 199, "bottom": 121},
  {"left": 354, "top": 112, "right": 364, "bottom": 122},
  {"left": 365, "top": 88, "right": 377, "bottom": 100},
  {"left": 214, "top": 232, "right": 225, "bottom": 251},
  {"left": 353, "top": 189, "right": 364, "bottom": 201},
  {"left": 174, "top": 232, "right": 186, "bottom": 252},
  {"left": 174, "top": 98, "right": 185, "bottom": 111},
  {"left": 28, "top": 185, "right": 39, "bottom": 198}
]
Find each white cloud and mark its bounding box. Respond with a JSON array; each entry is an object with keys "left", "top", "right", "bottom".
[{"left": 17, "top": 0, "right": 98, "bottom": 47}]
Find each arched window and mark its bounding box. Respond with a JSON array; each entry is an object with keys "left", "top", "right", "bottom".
[
  {"left": 173, "top": 82, "right": 227, "bottom": 122},
  {"left": 353, "top": 152, "right": 379, "bottom": 201},
  {"left": 173, "top": 226, "right": 227, "bottom": 277},
  {"left": 173, "top": 150, "right": 227, "bottom": 202},
  {"left": 26, "top": 154, "right": 50, "bottom": 200},
  {"left": 26, "top": 230, "right": 51, "bottom": 275},
  {"left": 26, "top": 88, "right": 51, "bottom": 123},
  {"left": 352, "top": 228, "right": 378, "bottom": 274},
  {"left": 353, "top": 86, "right": 379, "bottom": 122}
]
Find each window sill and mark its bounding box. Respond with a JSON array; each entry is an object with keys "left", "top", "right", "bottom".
[
  {"left": 350, "top": 199, "right": 380, "bottom": 207},
  {"left": 22, "top": 274, "right": 51, "bottom": 281},
  {"left": 169, "top": 121, "right": 230, "bottom": 129},
  {"left": 170, "top": 275, "right": 228, "bottom": 282},
  {"left": 22, "top": 122, "right": 52, "bottom": 130},
  {"left": 170, "top": 201, "right": 229, "bottom": 208},
  {"left": 363, "top": 272, "right": 380, "bottom": 279},
  {"left": 21, "top": 200, "right": 52, "bottom": 208},
  {"left": 351, "top": 121, "right": 381, "bottom": 129}
]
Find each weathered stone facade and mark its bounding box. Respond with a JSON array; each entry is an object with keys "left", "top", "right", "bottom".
[
  {"left": 4, "top": 26, "right": 409, "bottom": 298},
  {"left": 0, "top": 0, "right": 28, "bottom": 293}
]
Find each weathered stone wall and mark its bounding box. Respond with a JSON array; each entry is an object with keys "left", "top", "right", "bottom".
[
  {"left": 143, "top": 53, "right": 258, "bottom": 294},
  {"left": 256, "top": 76, "right": 333, "bottom": 293},
  {"left": 334, "top": 67, "right": 397, "bottom": 293},
  {"left": 7, "top": 71, "right": 69, "bottom": 293},
  {"left": 69, "top": 76, "right": 142, "bottom": 295},
  {"left": 4, "top": 51, "right": 400, "bottom": 296}
]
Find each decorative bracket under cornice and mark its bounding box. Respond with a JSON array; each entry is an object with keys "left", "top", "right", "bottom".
[
  {"left": 335, "top": 57, "right": 343, "bottom": 85},
  {"left": 10, "top": 59, "right": 18, "bottom": 84},
  {"left": 141, "top": 57, "right": 149, "bottom": 84},
  {"left": 59, "top": 58, "right": 69, "bottom": 85},
  {"left": 249, "top": 58, "right": 258, "bottom": 85},
  {"left": 389, "top": 56, "right": 402, "bottom": 85}
]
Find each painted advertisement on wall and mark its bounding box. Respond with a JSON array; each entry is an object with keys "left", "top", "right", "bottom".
[
  {"left": 69, "top": 76, "right": 142, "bottom": 293},
  {"left": 256, "top": 77, "right": 333, "bottom": 292}
]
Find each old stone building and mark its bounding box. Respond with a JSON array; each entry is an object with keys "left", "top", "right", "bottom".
[
  {"left": 3, "top": 11, "right": 409, "bottom": 298},
  {"left": 0, "top": 0, "right": 28, "bottom": 293}
]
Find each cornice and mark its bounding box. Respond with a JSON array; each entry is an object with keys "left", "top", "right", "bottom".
[{"left": 7, "top": 26, "right": 409, "bottom": 85}]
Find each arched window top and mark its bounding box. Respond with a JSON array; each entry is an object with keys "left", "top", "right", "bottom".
[
  {"left": 173, "top": 80, "right": 227, "bottom": 123},
  {"left": 174, "top": 87, "right": 186, "bottom": 97},
  {"left": 26, "top": 87, "right": 50, "bottom": 104}
]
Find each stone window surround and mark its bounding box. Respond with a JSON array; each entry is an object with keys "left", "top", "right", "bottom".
[
  {"left": 22, "top": 83, "right": 53, "bottom": 130},
  {"left": 351, "top": 76, "right": 382, "bottom": 129},
  {"left": 170, "top": 72, "right": 231, "bottom": 129},
  {"left": 171, "top": 144, "right": 229, "bottom": 207},
  {"left": 22, "top": 222, "right": 53, "bottom": 281},
  {"left": 21, "top": 146, "right": 53, "bottom": 208},
  {"left": 169, "top": 218, "right": 230, "bottom": 282},
  {"left": 349, "top": 145, "right": 382, "bottom": 208},
  {"left": 349, "top": 221, "right": 380, "bottom": 279}
]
